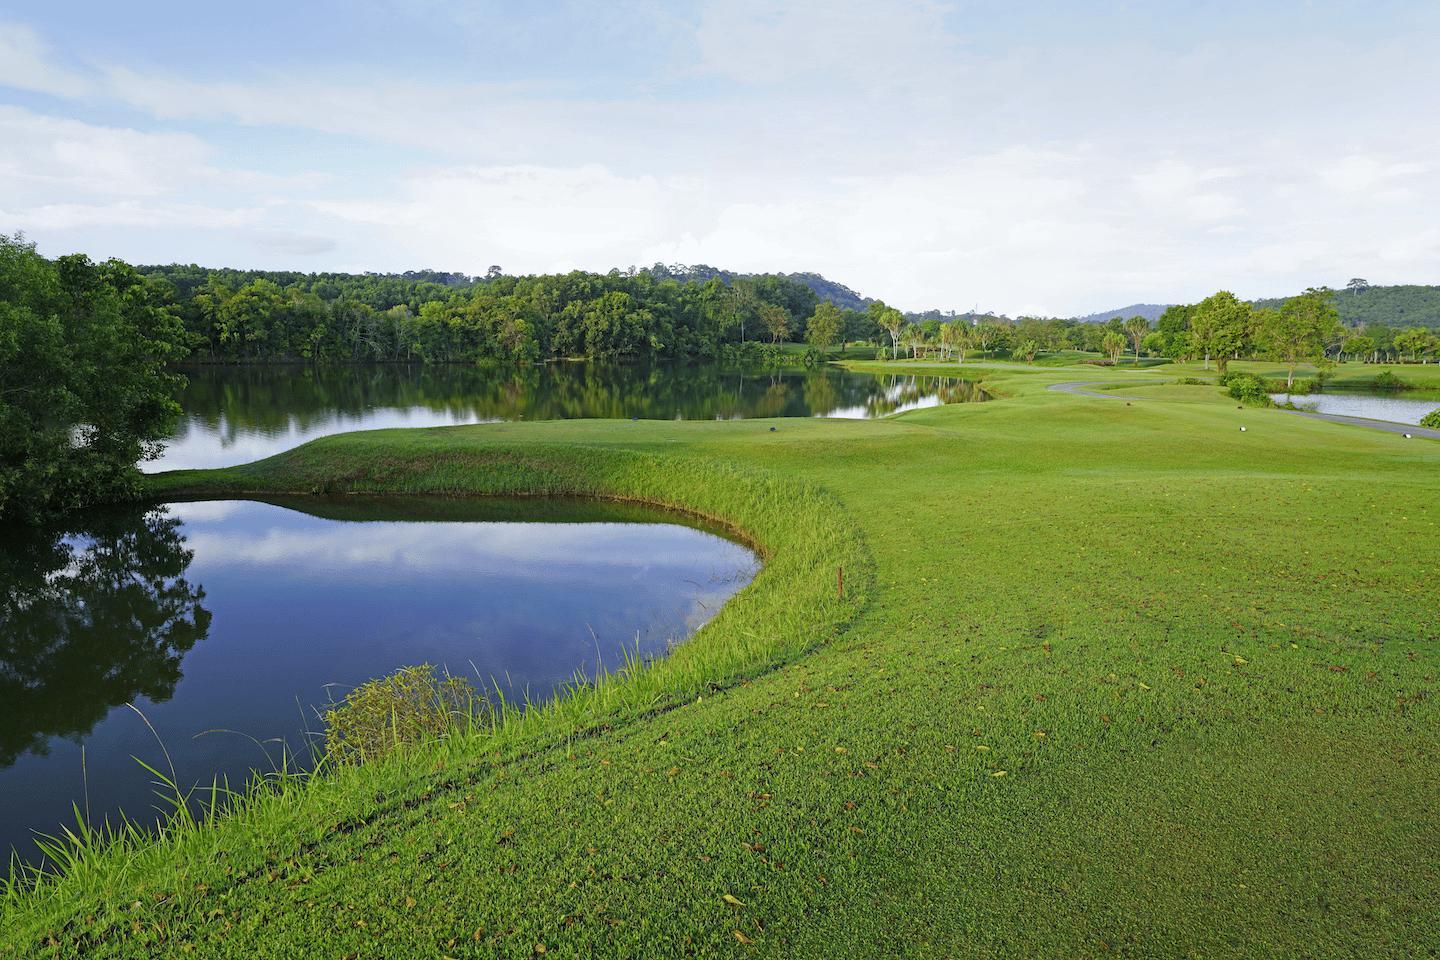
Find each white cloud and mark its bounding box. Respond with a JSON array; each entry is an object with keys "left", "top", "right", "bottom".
[
  {"left": 0, "top": 21, "right": 91, "bottom": 98},
  {"left": 0, "top": 105, "right": 215, "bottom": 198},
  {"left": 315, "top": 164, "right": 700, "bottom": 272},
  {"left": 4, "top": 200, "right": 263, "bottom": 231},
  {"left": 694, "top": 0, "right": 957, "bottom": 88},
  {"left": 1317, "top": 154, "right": 1429, "bottom": 196}
]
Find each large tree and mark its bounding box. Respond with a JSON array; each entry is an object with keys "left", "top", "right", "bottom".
[
  {"left": 760, "top": 303, "right": 790, "bottom": 344},
  {"left": 1188, "top": 290, "right": 1251, "bottom": 373},
  {"left": 868, "top": 301, "right": 906, "bottom": 359},
  {"left": 1256, "top": 288, "right": 1340, "bottom": 389},
  {"left": 1, "top": 236, "right": 188, "bottom": 522},
  {"left": 805, "top": 302, "right": 842, "bottom": 354}
]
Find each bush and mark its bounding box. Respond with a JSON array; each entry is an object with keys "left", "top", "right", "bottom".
[
  {"left": 1421, "top": 408, "right": 1440, "bottom": 430},
  {"left": 800, "top": 346, "right": 827, "bottom": 368},
  {"left": 1373, "top": 371, "right": 1408, "bottom": 392},
  {"left": 324, "top": 664, "right": 485, "bottom": 764},
  {"left": 1173, "top": 377, "right": 1209, "bottom": 385},
  {"left": 1225, "top": 374, "right": 1273, "bottom": 406}
]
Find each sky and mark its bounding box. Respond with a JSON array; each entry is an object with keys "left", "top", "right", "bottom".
[{"left": 2, "top": 1, "right": 1438, "bottom": 315}]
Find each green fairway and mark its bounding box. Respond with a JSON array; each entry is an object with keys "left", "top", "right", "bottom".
[{"left": 4, "top": 363, "right": 1439, "bottom": 958}]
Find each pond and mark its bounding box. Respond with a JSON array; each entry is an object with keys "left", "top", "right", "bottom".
[
  {"left": 153, "top": 362, "right": 988, "bottom": 470},
  {"left": 1270, "top": 391, "right": 1440, "bottom": 426},
  {"left": 0, "top": 497, "right": 758, "bottom": 867}
]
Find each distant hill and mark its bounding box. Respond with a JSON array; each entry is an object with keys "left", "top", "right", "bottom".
[
  {"left": 784, "top": 272, "right": 871, "bottom": 312},
  {"left": 1072, "top": 303, "right": 1170, "bottom": 324},
  {"left": 636, "top": 263, "right": 871, "bottom": 311},
  {"left": 1253, "top": 284, "right": 1440, "bottom": 328}
]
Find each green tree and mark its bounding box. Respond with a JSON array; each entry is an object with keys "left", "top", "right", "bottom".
[
  {"left": 1102, "top": 331, "right": 1127, "bottom": 363},
  {"left": 1342, "top": 334, "right": 1374, "bottom": 362},
  {"left": 868, "top": 302, "right": 906, "bottom": 359},
  {"left": 941, "top": 321, "right": 974, "bottom": 364},
  {"left": 1394, "top": 328, "right": 1433, "bottom": 363},
  {"left": 1124, "top": 316, "right": 1150, "bottom": 363},
  {"left": 1012, "top": 338, "right": 1039, "bottom": 363},
  {"left": 805, "top": 302, "right": 842, "bottom": 354},
  {"left": 1155, "top": 304, "right": 1194, "bottom": 359},
  {"left": 0, "top": 236, "right": 188, "bottom": 521},
  {"left": 760, "top": 303, "right": 790, "bottom": 344},
  {"left": 1188, "top": 291, "right": 1251, "bottom": 373},
  {"left": 1256, "top": 288, "right": 1340, "bottom": 389}
]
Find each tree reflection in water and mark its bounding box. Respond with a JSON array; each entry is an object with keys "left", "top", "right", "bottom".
[
  {"left": 0, "top": 507, "right": 211, "bottom": 769},
  {"left": 170, "top": 362, "right": 989, "bottom": 438}
]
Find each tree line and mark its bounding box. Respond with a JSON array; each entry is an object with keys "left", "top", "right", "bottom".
[
  {"left": 135, "top": 262, "right": 887, "bottom": 364},
  {"left": 877, "top": 288, "right": 1440, "bottom": 384}
]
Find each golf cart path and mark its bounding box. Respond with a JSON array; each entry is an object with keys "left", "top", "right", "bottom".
[{"left": 1047, "top": 381, "right": 1440, "bottom": 440}]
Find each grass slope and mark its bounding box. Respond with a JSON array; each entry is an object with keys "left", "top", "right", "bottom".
[{"left": 3, "top": 363, "right": 1439, "bottom": 958}]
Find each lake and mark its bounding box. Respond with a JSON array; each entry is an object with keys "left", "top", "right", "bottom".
[
  {"left": 152, "top": 362, "right": 988, "bottom": 470},
  {"left": 0, "top": 497, "right": 758, "bottom": 866},
  {"left": 1271, "top": 391, "right": 1440, "bottom": 426}
]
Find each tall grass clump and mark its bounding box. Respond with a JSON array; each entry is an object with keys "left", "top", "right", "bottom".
[
  {"left": 323, "top": 665, "right": 486, "bottom": 764},
  {"left": 1373, "top": 370, "right": 1408, "bottom": 391}
]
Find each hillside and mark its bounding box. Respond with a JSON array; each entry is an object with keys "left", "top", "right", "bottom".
[
  {"left": 1072, "top": 303, "right": 1170, "bottom": 323},
  {"left": 640, "top": 263, "right": 871, "bottom": 311},
  {"left": 1253, "top": 283, "right": 1440, "bottom": 327}
]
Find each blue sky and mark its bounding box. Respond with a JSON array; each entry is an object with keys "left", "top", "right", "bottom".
[{"left": 2, "top": 1, "right": 1438, "bottom": 313}]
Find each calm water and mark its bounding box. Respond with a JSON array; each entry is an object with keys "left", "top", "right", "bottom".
[
  {"left": 1271, "top": 391, "right": 1440, "bottom": 425},
  {"left": 0, "top": 497, "right": 757, "bottom": 865},
  {"left": 152, "top": 363, "right": 988, "bottom": 470}
]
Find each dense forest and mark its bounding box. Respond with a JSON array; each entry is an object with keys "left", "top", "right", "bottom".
[
  {"left": 1080, "top": 283, "right": 1440, "bottom": 331},
  {"left": 637, "top": 263, "right": 871, "bottom": 313},
  {"left": 1254, "top": 281, "right": 1440, "bottom": 328},
  {"left": 135, "top": 262, "right": 884, "bottom": 364}
]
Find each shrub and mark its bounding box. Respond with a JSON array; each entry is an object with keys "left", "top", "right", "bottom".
[
  {"left": 324, "top": 664, "right": 484, "bottom": 764},
  {"left": 1373, "top": 371, "right": 1408, "bottom": 392},
  {"left": 1421, "top": 408, "right": 1440, "bottom": 430},
  {"left": 1225, "top": 374, "right": 1273, "bottom": 406},
  {"left": 800, "top": 346, "right": 827, "bottom": 368},
  {"left": 1173, "top": 377, "right": 1209, "bottom": 385}
]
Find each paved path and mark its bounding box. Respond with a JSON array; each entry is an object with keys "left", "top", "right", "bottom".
[{"left": 1047, "top": 381, "right": 1440, "bottom": 440}]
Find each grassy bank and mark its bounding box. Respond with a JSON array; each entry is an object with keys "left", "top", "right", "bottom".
[{"left": 3, "top": 362, "right": 1439, "bottom": 957}]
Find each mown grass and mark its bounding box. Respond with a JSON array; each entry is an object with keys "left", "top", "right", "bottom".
[
  {"left": 3, "top": 360, "right": 1439, "bottom": 957},
  {"left": 1162, "top": 358, "right": 1440, "bottom": 393}
]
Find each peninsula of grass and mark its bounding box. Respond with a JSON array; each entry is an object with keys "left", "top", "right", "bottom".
[{"left": 4, "top": 362, "right": 1439, "bottom": 958}]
